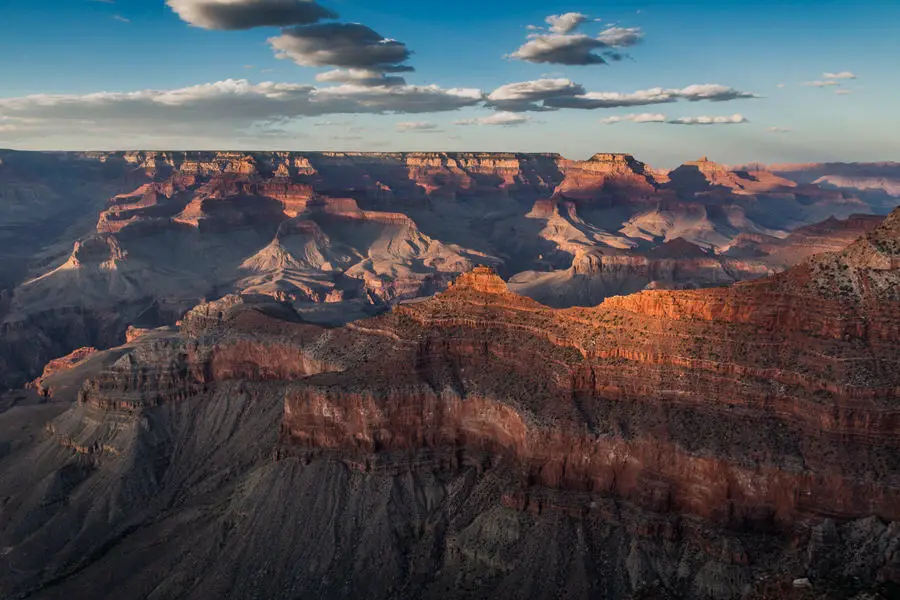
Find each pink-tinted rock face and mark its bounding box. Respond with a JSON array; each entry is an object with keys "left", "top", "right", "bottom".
[
  {"left": 3, "top": 149, "right": 895, "bottom": 399},
  {"left": 274, "top": 231, "right": 900, "bottom": 529},
  {"left": 3, "top": 207, "right": 898, "bottom": 600},
  {"left": 26, "top": 347, "right": 98, "bottom": 398},
  {"left": 74, "top": 210, "right": 900, "bottom": 534}
]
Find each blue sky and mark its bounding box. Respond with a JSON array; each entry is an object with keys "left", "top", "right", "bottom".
[{"left": 1, "top": 0, "right": 898, "bottom": 167}]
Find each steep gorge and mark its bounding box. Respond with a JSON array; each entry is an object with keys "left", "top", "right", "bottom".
[
  {"left": 2, "top": 150, "right": 889, "bottom": 394},
  {"left": 3, "top": 210, "right": 900, "bottom": 599}
]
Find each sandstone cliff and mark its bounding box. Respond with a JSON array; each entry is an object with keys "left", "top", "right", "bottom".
[
  {"left": 4, "top": 209, "right": 898, "bottom": 599},
  {"left": 0, "top": 150, "right": 893, "bottom": 397}
]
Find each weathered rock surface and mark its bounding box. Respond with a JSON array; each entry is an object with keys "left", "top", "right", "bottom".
[
  {"left": 2, "top": 209, "right": 899, "bottom": 599},
  {"left": 27, "top": 347, "right": 98, "bottom": 397},
  {"left": 4, "top": 151, "right": 894, "bottom": 393}
]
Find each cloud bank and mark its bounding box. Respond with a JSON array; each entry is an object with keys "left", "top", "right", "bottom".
[
  {"left": 0, "top": 79, "right": 483, "bottom": 141},
  {"left": 0, "top": 8, "right": 763, "bottom": 145},
  {"left": 0, "top": 74, "right": 761, "bottom": 143}
]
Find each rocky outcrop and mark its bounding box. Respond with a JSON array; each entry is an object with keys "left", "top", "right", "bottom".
[
  {"left": 2, "top": 149, "right": 895, "bottom": 394},
  {"left": 273, "top": 231, "right": 900, "bottom": 528},
  {"left": 555, "top": 153, "right": 664, "bottom": 204},
  {"left": 722, "top": 214, "right": 884, "bottom": 265},
  {"left": 27, "top": 347, "right": 98, "bottom": 397},
  {"left": 2, "top": 206, "right": 900, "bottom": 599},
  {"left": 1, "top": 150, "right": 898, "bottom": 599},
  {"left": 68, "top": 211, "right": 900, "bottom": 529}
]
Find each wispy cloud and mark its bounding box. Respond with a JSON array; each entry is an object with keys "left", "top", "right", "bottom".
[
  {"left": 112, "top": 15, "right": 130, "bottom": 23},
  {"left": 667, "top": 114, "right": 747, "bottom": 125},
  {"left": 835, "top": 89, "right": 853, "bottom": 95},
  {"left": 600, "top": 113, "right": 747, "bottom": 126},
  {"left": 823, "top": 71, "right": 857, "bottom": 80},
  {"left": 541, "top": 83, "right": 758, "bottom": 110},
  {"left": 455, "top": 112, "right": 530, "bottom": 126},
  {"left": 801, "top": 80, "right": 840, "bottom": 87},
  {"left": 600, "top": 113, "right": 666, "bottom": 124},
  {"left": 396, "top": 121, "right": 439, "bottom": 132},
  {"left": 767, "top": 126, "right": 790, "bottom": 133}
]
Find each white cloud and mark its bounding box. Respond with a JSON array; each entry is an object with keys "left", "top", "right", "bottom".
[
  {"left": 486, "top": 78, "right": 585, "bottom": 111},
  {"left": 0, "top": 79, "right": 484, "bottom": 143},
  {"left": 396, "top": 121, "right": 439, "bottom": 132},
  {"left": 600, "top": 112, "right": 747, "bottom": 126},
  {"left": 546, "top": 87, "right": 674, "bottom": 109},
  {"left": 802, "top": 80, "right": 840, "bottom": 87},
  {"left": 823, "top": 71, "right": 857, "bottom": 79},
  {"left": 509, "top": 17, "right": 643, "bottom": 66},
  {"left": 600, "top": 113, "right": 666, "bottom": 124},
  {"left": 543, "top": 83, "right": 757, "bottom": 110},
  {"left": 596, "top": 27, "right": 643, "bottom": 46},
  {"left": 488, "top": 78, "right": 583, "bottom": 102},
  {"left": 835, "top": 89, "right": 853, "bottom": 95},
  {"left": 676, "top": 83, "right": 759, "bottom": 102},
  {"left": 313, "top": 83, "right": 482, "bottom": 113},
  {"left": 546, "top": 12, "right": 589, "bottom": 34},
  {"left": 315, "top": 69, "right": 407, "bottom": 87},
  {"left": 454, "top": 112, "right": 530, "bottom": 127},
  {"left": 767, "top": 126, "right": 790, "bottom": 133},
  {"left": 667, "top": 114, "right": 747, "bottom": 125},
  {"left": 167, "top": 0, "right": 336, "bottom": 30}
]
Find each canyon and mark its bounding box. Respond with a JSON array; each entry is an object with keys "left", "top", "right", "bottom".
[
  {"left": 1, "top": 151, "right": 894, "bottom": 393},
  {"left": 0, "top": 151, "right": 899, "bottom": 600}
]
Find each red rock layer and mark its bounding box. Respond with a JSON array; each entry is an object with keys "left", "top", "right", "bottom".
[
  {"left": 28, "top": 346, "right": 98, "bottom": 397},
  {"left": 79, "top": 213, "right": 900, "bottom": 530},
  {"left": 277, "top": 213, "right": 900, "bottom": 527}
]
